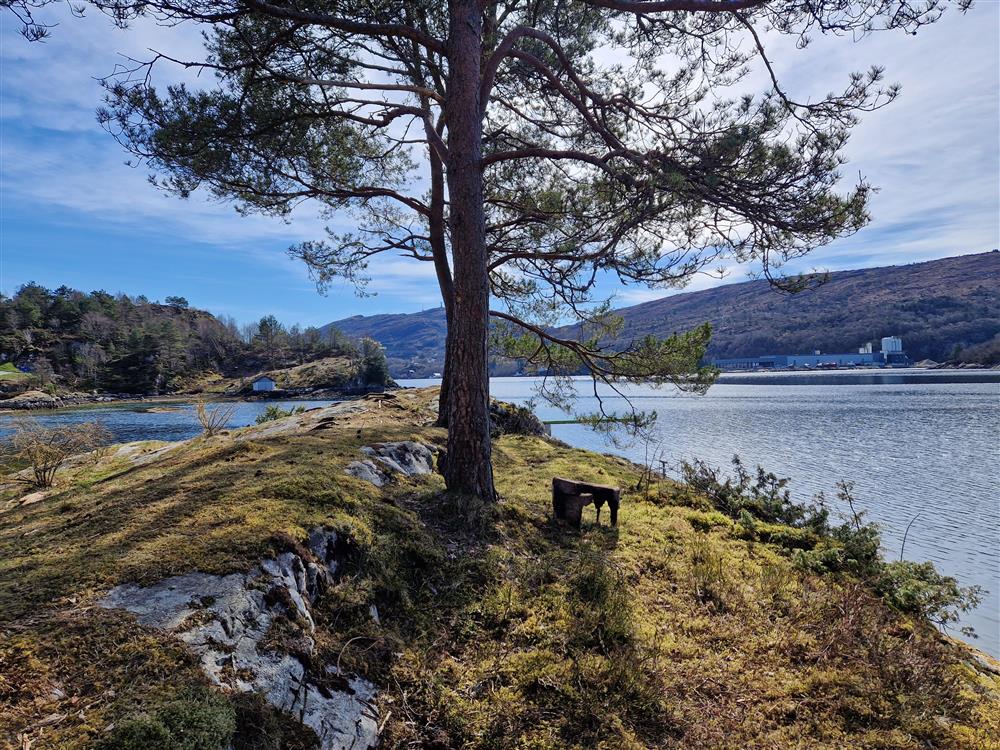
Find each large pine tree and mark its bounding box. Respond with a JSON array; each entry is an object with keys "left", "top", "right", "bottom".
[{"left": 5, "top": 0, "right": 968, "bottom": 500}]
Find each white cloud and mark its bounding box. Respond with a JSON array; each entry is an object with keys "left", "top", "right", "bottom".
[
  {"left": 624, "top": 6, "right": 999, "bottom": 304},
  {"left": 0, "top": 7, "right": 443, "bottom": 305},
  {"left": 746, "top": 3, "right": 999, "bottom": 265}
]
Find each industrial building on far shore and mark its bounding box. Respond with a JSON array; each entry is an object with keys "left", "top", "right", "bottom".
[{"left": 711, "top": 336, "right": 910, "bottom": 371}]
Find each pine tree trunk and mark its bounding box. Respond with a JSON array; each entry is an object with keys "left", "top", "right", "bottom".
[{"left": 442, "top": 0, "right": 496, "bottom": 500}]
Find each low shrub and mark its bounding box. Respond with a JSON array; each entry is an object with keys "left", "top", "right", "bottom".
[
  {"left": 0, "top": 419, "right": 111, "bottom": 487},
  {"left": 736, "top": 517, "right": 818, "bottom": 550},
  {"left": 255, "top": 405, "right": 305, "bottom": 424},
  {"left": 568, "top": 555, "right": 634, "bottom": 649},
  {"left": 689, "top": 537, "right": 730, "bottom": 610},
  {"left": 874, "top": 559, "right": 983, "bottom": 632},
  {"left": 489, "top": 400, "right": 548, "bottom": 437},
  {"left": 687, "top": 458, "right": 983, "bottom": 635},
  {"left": 196, "top": 401, "right": 237, "bottom": 436},
  {"left": 685, "top": 509, "right": 733, "bottom": 532},
  {"left": 681, "top": 456, "right": 828, "bottom": 531}
]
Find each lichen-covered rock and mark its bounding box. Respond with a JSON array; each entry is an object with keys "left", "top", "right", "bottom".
[
  {"left": 100, "top": 529, "right": 378, "bottom": 750},
  {"left": 346, "top": 441, "right": 437, "bottom": 485},
  {"left": 363, "top": 441, "right": 436, "bottom": 476},
  {"left": 301, "top": 670, "right": 379, "bottom": 750},
  {"left": 345, "top": 459, "right": 390, "bottom": 487},
  {"left": 307, "top": 526, "right": 342, "bottom": 580},
  {"left": 261, "top": 553, "right": 316, "bottom": 631},
  {"left": 101, "top": 571, "right": 252, "bottom": 632}
]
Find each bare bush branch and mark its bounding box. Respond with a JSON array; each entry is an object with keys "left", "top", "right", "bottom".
[
  {"left": 1, "top": 419, "right": 112, "bottom": 488},
  {"left": 196, "top": 401, "right": 237, "bottom": 437}
]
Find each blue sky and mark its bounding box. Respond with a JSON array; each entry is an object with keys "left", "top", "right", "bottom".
[{"left": 1, "top": 4, "right": 997, "bottom": 328}]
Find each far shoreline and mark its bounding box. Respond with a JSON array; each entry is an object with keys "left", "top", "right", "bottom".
[
  {"left": 0, "top": 388, "right": 388, "bottom": 415},
  {"left": 3, "top": 367, "right": 999, "bottom": 416}
]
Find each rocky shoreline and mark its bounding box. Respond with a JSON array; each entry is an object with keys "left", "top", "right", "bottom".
[
  {"left": 0, "top": 389, "right": 149, "bottom": 412},
  {"left": 913, "top": 359, "right": 1000, "bottom": 369},
  {"left": 0, "top": 384, "right": 399, "bottom": 413}
]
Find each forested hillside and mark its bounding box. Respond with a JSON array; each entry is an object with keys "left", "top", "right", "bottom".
[
  {"left": 0, "top": 284, "right": 356, "bottom": 394},
  {"left": 327, "top": 253, "right": 1000, "bottom": 376},
  {"left": 7, "top": 253, "right": 992, "bottom": 394}
]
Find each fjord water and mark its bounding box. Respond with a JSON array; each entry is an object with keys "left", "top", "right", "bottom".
[
  {"left": 0, "top": 400, "right": 339, "bottom": 444},
  {"left": 408, "top": 370, "right": 1000, "bottom": 655}
]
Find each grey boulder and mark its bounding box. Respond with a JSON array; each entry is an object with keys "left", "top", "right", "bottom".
[
  {"left": 345, "top": 459, "right": 390, "bottom": 487},
  {"left": 345, "top": 441, "right": 437, "bottom": 486}
]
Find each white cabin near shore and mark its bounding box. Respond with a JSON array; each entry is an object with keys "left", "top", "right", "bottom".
[{"left": 252, "top": 376, "right": 276, "bottom": 392}]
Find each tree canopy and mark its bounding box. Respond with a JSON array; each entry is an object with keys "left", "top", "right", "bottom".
[{"left": 4, "top": 0, "right": 969, "bottom": 499}]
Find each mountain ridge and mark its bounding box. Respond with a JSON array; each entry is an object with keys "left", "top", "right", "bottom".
[
  {"left": 325, "top": 252, "right": 1000, "bottom": 376},
  {"left": 595, "top": 251, "right": 999, "bottom": 361}
]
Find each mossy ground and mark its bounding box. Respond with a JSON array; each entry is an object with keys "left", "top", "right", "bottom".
[{"left": 1, "top": 392, "right": 997, "bottom": 749}]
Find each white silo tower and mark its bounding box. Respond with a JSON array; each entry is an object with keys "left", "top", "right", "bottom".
[{"left": 881, "top": 336, "right": 903, "bottom": 353}]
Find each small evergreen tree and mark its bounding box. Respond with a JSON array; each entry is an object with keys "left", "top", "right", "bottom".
[
  {"left": 255, "top": 315, "right": 285, "bottom": 366},
  {"left": 358, "top": 337, "right": 390, "bottom": 387}
]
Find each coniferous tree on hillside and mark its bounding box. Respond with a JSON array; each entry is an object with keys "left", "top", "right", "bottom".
[{"left": 358, "top": 337, "right": 391, "bottom": 387}]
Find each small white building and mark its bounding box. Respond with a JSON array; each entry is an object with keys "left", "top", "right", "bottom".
[{"left": 252, "top": 376, "right": 276, "bottom": 392}]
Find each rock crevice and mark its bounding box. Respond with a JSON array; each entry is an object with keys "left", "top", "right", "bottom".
[{"left": 100, "top": 527, "right": 379, "bottom": 750}]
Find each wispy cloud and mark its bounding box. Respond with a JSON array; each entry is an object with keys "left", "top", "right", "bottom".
[{"left": 740, "top": 4, "right": 998, "bottom": 269}]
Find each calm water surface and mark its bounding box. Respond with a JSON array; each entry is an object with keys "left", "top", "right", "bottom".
[
  {"left": 0, "top": 400, "right": 338, "bottom": 444},
  {"left": 407, "top": 370, "right": 1000, "bottom": 655},
  {"left": 4, "top": 372, "right": 998, "bottom": 655}
]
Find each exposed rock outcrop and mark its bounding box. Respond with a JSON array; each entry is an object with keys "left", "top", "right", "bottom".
[
  {"left": 0, "top": 390, "right": 141, "bottom": 410},
  {"left": 100, "top": 528, "right": 379, "bottom": 750},
  {"left": 345, "top": 459, "right": 391, "bottom": 487},
  {"left": 0, "top": 390, "right": 60, "bottom": 410},
  {"left": 345, "top": 441, "right": 437, "bottom": 486}
]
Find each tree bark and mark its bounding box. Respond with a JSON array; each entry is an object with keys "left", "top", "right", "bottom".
[
  {"left": 436, "top": 308, "right": 455, "bottom": 427},
  {"left": 442, "top": 0, "right": 495, "bottom": 499}
]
